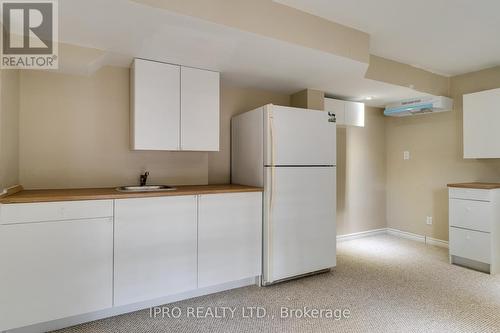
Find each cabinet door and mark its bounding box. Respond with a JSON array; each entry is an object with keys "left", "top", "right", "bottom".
[
  {"left": 114, "top": 196, "right": 197, "bottom": 306},
  {"left": 180, "top": 67, "right": 220, "bottom": 151},
  {"left": 198, "top": 192, "right": 262, "bottom": 288},
  {"left": 324, "top": 98, "right": 345, "bottom": 125},
  {"left": 0, "top": 218, "right": 113, "bottom": 331},
  {"left": 463, "top": 88, "right": 500, "bottom": 158},
  {"left": 131, "top": 58, "right": 180, "bottom": 150},
  {"left": 345, "top": 101, "right": 365, "bottom": 127}
]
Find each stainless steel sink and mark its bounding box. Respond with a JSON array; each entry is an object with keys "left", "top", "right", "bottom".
[{"left": 116, "top": 185, "right": 177, "bottom": 192}]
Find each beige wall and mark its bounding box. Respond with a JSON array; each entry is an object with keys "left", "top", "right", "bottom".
[
  {"left": 208, "top": 83, "right": 290, "bottom": 184},
  {"left": 337, "top": 107, "right": 387, "bottom": 235},
  {"left": 0, "top": 70, "right": 20, "bottom": 192},
  {"left": 19, "top": 67, "right": 208, "bottom": 189},
  {"left": 385, "top": 66, "right": 500, "bottom": 241},
  {"left": 290, "top": 89, "right": 324, "bottom": 111}
]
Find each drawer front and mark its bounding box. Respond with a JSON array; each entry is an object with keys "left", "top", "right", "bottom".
[
  {"left": 0, "top": 200, "right": 113, "bottom": 225},
  {"left": 449, "top": 227, "right": 491, "bottom": 264},
  {"left": 449, "top": 198, "right": 492, "bottom": 232},
  {"left": 449, "top": 188, "right": 491, "bottom": 202}
]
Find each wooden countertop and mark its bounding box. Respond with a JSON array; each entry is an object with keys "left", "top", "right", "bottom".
[
  {"left": 0, "top": 184, "right": 263, "bottom": 204},
  {"left": 447, "top": 182, "right": 500, "bottom": 190}
]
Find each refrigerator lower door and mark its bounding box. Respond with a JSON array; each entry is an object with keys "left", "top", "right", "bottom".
[{"left": 263, "top": 166, "right": 336, "bottom": 285}]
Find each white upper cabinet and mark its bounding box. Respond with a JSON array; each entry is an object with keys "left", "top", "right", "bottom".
[
  {"left": 131, "top": 59, "right": 180, "bottom": 150},
  {"left": 181, "top": 67, "right": 220, "bottom": 151},
  {"left": 324, "top": 98, "right": 345, "bottom": 124},
  {"left": 345, "top": 100, "right": 365, "bottom": 127},
  {"left": 463, "top": 88, "right": 500, "bottom": 158},
  {"left": 131, "top": 58, "right": 220, "bottom": 151},
  {"left": 324, "top": 97, "right": 364, "bottom": 127}
]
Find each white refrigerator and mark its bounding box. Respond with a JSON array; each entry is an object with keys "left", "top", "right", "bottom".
[{"left": 231, "top": 104, "right": 336, "bottom": 285}]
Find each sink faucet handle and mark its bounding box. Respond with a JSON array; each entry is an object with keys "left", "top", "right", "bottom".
[{"left": 140, "top": 171, "right": 149, "bottom": 186}]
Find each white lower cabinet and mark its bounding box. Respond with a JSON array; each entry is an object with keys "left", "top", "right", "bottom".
[
  {"left": 448, "top": 187, "right": 500, "bottom": 274},
  {"left": 198, "top": 192, "right": 262, "bottom": 288},
  {"left": 0, "top": 217, "right": 113, "bottom": 331},
  {"left": 114, "top": 196, "right": 198, "bottom": 306},
  {"left": 0, "top": 191, "right": 262, "bottom": 331}
]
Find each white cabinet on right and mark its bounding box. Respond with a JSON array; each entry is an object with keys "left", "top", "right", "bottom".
[
  {"left": 324, "top": 98, "right": 364, "bottom": 127},
  {"left": 448, "top": 185, "right": 500, "bottom": 274},
  {"left": 463, "top": 88, "right": 500, "bottom": 158},
  {"left": 198, "top": 192, "right": 262, "bottom": 288}
]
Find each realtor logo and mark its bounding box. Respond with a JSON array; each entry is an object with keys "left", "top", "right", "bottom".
[{"left": 1, "top": 0, "right": 58, "bottom": 69}]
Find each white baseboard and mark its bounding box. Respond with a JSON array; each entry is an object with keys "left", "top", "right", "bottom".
[
  {"left": 425, "top": 236, "right": 449, "bottom": 248},
  {"left": 338, "top": 227, "right": 448, "bottom": 249},
  {"left": 337, "top": 228, "right": 387, "bottom": 242},
  {"left": 386, "top": 228, "right": 426, "bottom": 243}
]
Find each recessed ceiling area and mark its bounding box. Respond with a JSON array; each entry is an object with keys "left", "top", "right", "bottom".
[
  {"left": 274, "top": 0, "right": 500, "bottom": 76},
  {"left": 57, "top": 0, "right": 430, "bottom": 106}
]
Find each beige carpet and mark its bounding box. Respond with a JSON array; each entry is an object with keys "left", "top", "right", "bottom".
[{"left": 55, "top": 235, "right": 500, "bottom": 333}]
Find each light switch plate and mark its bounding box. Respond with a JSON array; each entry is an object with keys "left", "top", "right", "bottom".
[{"left": 403, "top": 151, "right": 410, "bottom": 160}]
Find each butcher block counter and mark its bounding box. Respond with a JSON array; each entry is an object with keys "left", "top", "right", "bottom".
[
  {"left": 0, "top": 184, "right": 263, "bottom": 204},
  {"left": 447, "top": 182, "right": 500, "bottom": 190}
]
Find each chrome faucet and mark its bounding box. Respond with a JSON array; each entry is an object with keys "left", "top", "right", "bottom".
[{"left": 139, "top": 171, "right": 149, "bottom": 186}]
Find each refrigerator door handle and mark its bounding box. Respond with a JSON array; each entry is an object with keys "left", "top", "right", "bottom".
[
  {"left": 269, "top": 110, "right": 275, "bottom": 168},
  {"left": 267, "top": 111, "right": 276, "bottom": 283},
  {"left": 270, "top": 115, "right": 277, "bottom": 213}
]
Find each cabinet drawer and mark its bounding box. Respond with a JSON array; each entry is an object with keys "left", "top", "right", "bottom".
[
  {"left": 449, "top": 199, "right": 492, "bottom": 232},
  {"left": 449, "top": 188, "right": 491, "bottom": 202},
  {"left": 449, "top": 227, "right": 490, "bottom": 264},
  {"left": 0, "top": 200, "right": 113, "bottom": 225}
]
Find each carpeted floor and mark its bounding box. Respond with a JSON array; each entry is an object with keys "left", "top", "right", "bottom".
[{"left": 55, "top": 234, "right": 500, "bottom": 333}]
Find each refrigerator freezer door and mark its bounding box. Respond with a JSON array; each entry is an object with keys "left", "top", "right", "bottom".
[
  {"left": 263, "top": 166, "right": 336, "bottom": 284},
  {"left": 265, "top": 106, "right": 336, "bottom": 166}
]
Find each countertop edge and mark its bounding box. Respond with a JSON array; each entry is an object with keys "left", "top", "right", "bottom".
[
  {"left": 447, "top": 183, "right": 500, "bottom": 190},
  {"left": 0, "top": 185, "right": 264, "bottom": 204}
]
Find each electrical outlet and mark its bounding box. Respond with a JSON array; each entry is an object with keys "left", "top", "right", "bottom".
[
  {"left": 426, "top": 216, "right": 433, "bottom": 225},
  {"left": 403, "top": 151, "right": 410, "bottom": 160}
]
